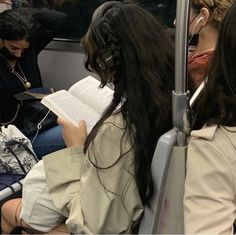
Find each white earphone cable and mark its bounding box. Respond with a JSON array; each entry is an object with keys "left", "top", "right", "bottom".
[{"left": 31, "top": 110, "right": 51, "bottom": 144}]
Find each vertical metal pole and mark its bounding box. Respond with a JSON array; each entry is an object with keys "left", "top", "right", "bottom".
[{"left": 173, "top": 0, "right": 190, "bottom": 146}]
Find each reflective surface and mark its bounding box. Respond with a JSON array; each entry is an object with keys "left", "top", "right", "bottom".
[{"left": 13, "top": 0, "right": 177, "bottom": 39}]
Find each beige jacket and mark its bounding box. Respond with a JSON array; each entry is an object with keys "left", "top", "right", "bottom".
[
  {"left": 43, "top": 114, "right": 143, "bottom": 234},
  {"left": 184, "top": 124, "right": 236, "bottom": 234}
]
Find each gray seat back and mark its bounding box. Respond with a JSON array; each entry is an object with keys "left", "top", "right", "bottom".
[
  {"left": 139, "top": 129, "right": 177, "bottom": 234},
  {"left": 139, "top": 128, "right": 187, "bottom": 234}
]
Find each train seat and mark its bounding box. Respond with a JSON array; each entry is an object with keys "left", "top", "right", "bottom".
[{"left": 139, "top": 128, "right": 186, "bottom": 234}]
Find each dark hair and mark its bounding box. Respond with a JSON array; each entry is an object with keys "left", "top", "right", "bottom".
[
  {"left": 83, "top": 1, "right": 174, "bottom": 206},
  {"left": 0, "top": 9, "right": 33, "bottom": 41},
  {"left": 192, "top": 3, "right": 236, "bottom": 130}
]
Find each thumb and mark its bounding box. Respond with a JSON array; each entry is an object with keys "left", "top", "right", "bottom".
[
  {"left": 57, "top": 117, "right": 66, "bottom": 126},
  {"left": 78, "top": 120, "right": 87, "bottom": 135},
  {"left": 57, "top": 117, "right": 71, "bottom": 127},
  {"left": 79, "top": 120, "right": 86, "bottom": 128}
]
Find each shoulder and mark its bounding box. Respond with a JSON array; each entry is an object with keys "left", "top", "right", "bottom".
[
  {"left": 186, "top": 125, "right": 236, "bottom": 199},
  {"left": 185, "top": 125, "right": 236, "bottom": 234},
  {"left": 191, "top": 124, "right": 236, "bottom": 144},
  {"left": 96, "top": 113, "right": 132, "bottom": 149},
  {"left": 220, "top": 126, "right": 236, "bottom": 148},
  {"left": 103, "top": 113, "right": 126, "bottom": 129},
  {"left": 89, "top": 113, "right": 133, "bottom": 169},
  {"left": 190, "top": 124, "right": 218, "bottom": 140},
  {"left": 189, "top": 124, "right": 236, "bottom": 165},
  {"left": 95, "top": 113, "right": 128, "bottom": 142}
]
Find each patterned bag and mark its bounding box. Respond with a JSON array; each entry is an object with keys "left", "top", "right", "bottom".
[{"left": 0, "top": 125, "right": 38, "bottom": 175}]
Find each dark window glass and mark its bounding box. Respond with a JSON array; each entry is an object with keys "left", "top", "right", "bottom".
[
  {"left": 136, "top": 0, "right": 176, "bottom": 27},
  {"left": 13, "top": 0, "right": 176, "bottom": 40}
]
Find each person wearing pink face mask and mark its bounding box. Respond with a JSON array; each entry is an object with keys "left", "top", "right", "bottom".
[{"left": 187, "top": 0, "right": 234, "bottom": 93}]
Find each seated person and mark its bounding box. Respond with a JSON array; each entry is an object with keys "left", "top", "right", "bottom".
[
  {"left": 1, "top": 1, "right": 175, "bottom": 234},
  {"left": 186, "top": 0, "right": 234, "bottom": 123},
  {"left": 0, "top": 7, "right": 67, "bottom": 158},
  {"left": 187, "top": 0, "right": 233, "bottom": 93},
  {"left": 184, "top": 3, "right": 236, "bottom": 234}
]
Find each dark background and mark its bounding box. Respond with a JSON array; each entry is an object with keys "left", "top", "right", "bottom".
[{"left": 14, "top": 0, "right": 177, "bottom": 39}]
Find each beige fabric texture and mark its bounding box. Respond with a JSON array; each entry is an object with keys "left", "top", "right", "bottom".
[
  {"left": 21, "top": 114, "right": 143, "bottom": 234},
  {"left": 184, "top": 124, "right": 236, "bottom": 234}
]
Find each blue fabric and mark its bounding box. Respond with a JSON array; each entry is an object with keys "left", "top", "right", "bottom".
[
  {"left": 0, "top": 173, "right": 24, "bottom": 191},
  {"left": 31, "top": 125, "right": 65, "bottom": 160}
]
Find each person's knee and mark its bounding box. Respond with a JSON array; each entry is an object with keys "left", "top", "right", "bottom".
[{"left": 1, "top": 198, "right": 22, "bottom": 233}]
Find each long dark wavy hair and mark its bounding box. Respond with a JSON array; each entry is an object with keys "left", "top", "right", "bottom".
[
  {"left": 192, "top": 3, "right": 236, "bottom": 130},
  {"left": 82, "top": 1, "right": 174, "bottom": 206}
]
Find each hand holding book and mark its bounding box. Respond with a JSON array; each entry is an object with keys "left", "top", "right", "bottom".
[
  {"left": 57, "top": 118, "right": 87, "bottom": 147},
  {"left": 41, "top": 76, "right": 113, "bottom": 133}
]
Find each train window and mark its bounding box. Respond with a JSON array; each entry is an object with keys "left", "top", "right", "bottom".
[
  {"left": 12, "top": 0, "right": 176, "bottom": 40},
  {"left": 136, "top": 0, "right": 176, "bottom": 27}
]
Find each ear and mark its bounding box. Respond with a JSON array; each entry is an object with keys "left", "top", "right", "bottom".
[{"left": 200, "top": 7, "right": 210, "bottom": 25}]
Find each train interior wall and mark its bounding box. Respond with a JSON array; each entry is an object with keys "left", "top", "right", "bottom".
[{"left": 39, "top": 40, "right": 93, "bottom": 91}]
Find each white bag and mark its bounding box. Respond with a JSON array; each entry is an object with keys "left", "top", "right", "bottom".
[{"left": 0, "top": 125, "right": 38, "bottom": 175}]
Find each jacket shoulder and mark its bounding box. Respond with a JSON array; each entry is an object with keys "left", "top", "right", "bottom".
[{"left": 190, "top": 124, "right": 218, "bottom": 140}]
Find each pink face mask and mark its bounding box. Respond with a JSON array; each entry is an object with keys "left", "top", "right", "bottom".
[{"left": 188, "top": 50, "right": 214, "bottom": 89}]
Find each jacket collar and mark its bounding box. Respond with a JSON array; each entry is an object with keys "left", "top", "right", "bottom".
[
  {"left": 191, "top": 124, "right": 236, "bottom": 141},
  {"left": 191, "top": 124, "right": 218, "bottom": 140}
]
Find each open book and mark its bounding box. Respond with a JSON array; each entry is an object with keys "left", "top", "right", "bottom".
[{"left": 41, "top": 76, "right": 113, "bottom": 132}]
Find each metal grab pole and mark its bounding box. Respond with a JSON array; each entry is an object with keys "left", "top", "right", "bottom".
[{"left": 173, "top": 0, "right": 190, "bottom": 146}]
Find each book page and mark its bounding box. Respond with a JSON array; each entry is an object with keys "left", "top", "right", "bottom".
[
  {"left": 68, "top": 76, "right": 113, "bottom": 115},
  {"left": 41, "top": 90, "right": 101, "bottom": 132}
]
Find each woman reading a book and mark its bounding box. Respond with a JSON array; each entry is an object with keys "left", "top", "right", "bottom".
[
  {"left": 1, "top": 1, "right": 175, "bottom": 234},
  {"left": 0, "top": 8, "right": 66, "bottom": 158}
]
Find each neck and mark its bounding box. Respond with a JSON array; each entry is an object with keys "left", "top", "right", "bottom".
[
  {"left": 8, "top": 60, "right": 16, "bottom": 69},
  {"left": 0, "top": 52, "right": 16, "bottom": 70},
  {"left": 195, "top": 25, "right": 218, "bottom": 53}
]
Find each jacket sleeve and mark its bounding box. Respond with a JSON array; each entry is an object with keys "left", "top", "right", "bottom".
[
  {"left": 43, "top": 120, "right": 143, "bottom": 234},
  {"left": 184, "top": 137, "right": 236, "bottom": 234},
  {"left": 30, "top": 8, "right": 67, "bottom": 54}
]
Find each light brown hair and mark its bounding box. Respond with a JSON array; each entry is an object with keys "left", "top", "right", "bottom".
[{"left": 191, "top": 0, "right": 235, "bottom": 29}]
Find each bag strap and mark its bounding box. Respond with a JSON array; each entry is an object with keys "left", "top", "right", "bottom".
[
  {"left": 6, "top": 145, "right": 27, "bottom": 175},
  {"left": 0, "top": 181, "right": 15, "bottom": 193},
  {"left": 13, "top": 139, "right": 39, "bottom": 162},
  {"left": 0, "top": 102, "right": 22, "bottom": 126},
  {"left": 6, "top": 139, "right": 39, "bottom": 175}
]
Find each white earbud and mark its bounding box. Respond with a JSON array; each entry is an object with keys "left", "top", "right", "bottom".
[
  {"left": 196, "top": 16, "right": 204, "bottom": 24},
  {"left": 188, "top": 16, "right": 204, "bottom": 44}
]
